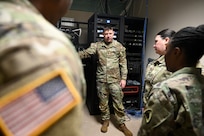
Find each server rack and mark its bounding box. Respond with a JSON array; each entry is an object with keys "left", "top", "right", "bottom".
[
  {"left": 86, "top": 13, "right": 147, "bottom": 115},
  {"left": 121, "top": 16, "right": 146, "bottom": 110}
]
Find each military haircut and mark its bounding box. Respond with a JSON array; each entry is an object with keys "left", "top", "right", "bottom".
[{"left": 103, "top": 25, "right": 114, "bottom": 32}]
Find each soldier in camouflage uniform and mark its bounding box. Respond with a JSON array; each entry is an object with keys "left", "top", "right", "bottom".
[
  {"left": 144, "top": 29, "right": 175, "bottom": 106},
  {"left": 78, "top": 27, "right": 133, "bottom": 136},
  {"left": 138, "top": 25, "right": 204, "bottom": 136},
  {"left": 0, "top": 0, "right": 86, "bottom": 136}
]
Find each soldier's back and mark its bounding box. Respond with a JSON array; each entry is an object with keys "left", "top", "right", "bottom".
[{"left": 0, "top": 1, "right": 86, "bottom": 136}]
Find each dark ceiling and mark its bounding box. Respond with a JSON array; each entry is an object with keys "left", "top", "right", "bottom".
[{"left": 71, "top": 0, "right": 130, "bottom": 16}]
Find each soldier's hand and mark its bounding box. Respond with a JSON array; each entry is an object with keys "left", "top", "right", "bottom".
[{"left": 120, "top": 80, "right": 126, "bottom": 88}]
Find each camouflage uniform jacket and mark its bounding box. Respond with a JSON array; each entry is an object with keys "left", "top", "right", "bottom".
[
  {"left": 144, "top": 55, "right": 172, "bottom": 105},
  {"left": 138, "top": 67, "right": 204, "bottom": 136},
  {"left": 79, "top": 40, "right": 127, "bottom": 83},
  {"left": 0, "top": 0, "right": 86, "bottom": 136}
]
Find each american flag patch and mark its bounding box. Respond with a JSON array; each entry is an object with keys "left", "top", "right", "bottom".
[{"left": 0, "top": 69, "right": 81, "bottom": 136}]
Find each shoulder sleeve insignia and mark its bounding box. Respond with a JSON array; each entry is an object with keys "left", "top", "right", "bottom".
[{"left": 0, "top": 69, "right": 81, "bottom": 136}]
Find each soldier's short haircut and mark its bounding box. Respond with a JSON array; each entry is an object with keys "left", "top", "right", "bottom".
[{"left": 103, "top": 26, "right": 114, "bottom": 32}]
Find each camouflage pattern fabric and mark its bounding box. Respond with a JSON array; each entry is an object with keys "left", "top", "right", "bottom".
[
  {"left": 97, "top": 82, "right": 126, "bottom": 124},
  {"left": 196, "top": 61, "right": 204, "bottom": 76},
  {"left": 78, "top": 40, "right": 128, "bottom": 83},
  {"left": 0, "top": 0, "right": 86, "bottom": 136},
  {"left": 138, "top": 67, "right": 204, "bottom": 136},
  {"left": 144, "top": 55, "right": 172, "bottom": 106},
  {"left": 79, "top": 39, "right": 128, "bottom": 124}
]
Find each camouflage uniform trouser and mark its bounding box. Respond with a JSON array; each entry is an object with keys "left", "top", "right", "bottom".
[{"left": 97, "top": 82, "right": 126, "bottom": 125}]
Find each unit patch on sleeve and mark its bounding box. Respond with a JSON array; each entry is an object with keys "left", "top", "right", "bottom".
[{"left": 0, "top": 69, "right": 81, "bottom": 136}]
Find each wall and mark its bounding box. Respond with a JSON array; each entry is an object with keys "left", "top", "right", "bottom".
[
  {"left": 133, "top": 0, "right": 204, "bottom": 67},
  {"left": 65, "top": 0, "right": 134, "bottom": 45},
  {"left": 65, "top": 0, "right": 204, "bottom": 67},
  {"left": 64, "top": 10, "right": 93, "bottom": 44}
]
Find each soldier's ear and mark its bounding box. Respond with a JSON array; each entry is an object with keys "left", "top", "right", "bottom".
[
  {"left": 175, "top": 47, "right": 181, "bottom": 54},
  {"left": 164, "top": 37, "right": 170, "bottom": 45}
]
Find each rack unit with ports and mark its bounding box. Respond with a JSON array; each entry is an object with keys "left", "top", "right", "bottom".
[
  {"left": 121, "top": 16, "right": 147, "bottom": 110},
  {"left": 86, "top": 13, "right": 147, "bottom": 115}
]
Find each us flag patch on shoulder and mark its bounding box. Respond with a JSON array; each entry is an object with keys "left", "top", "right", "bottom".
[{"left": 0, "top": 69, "right": 81, "bottom": 136}]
